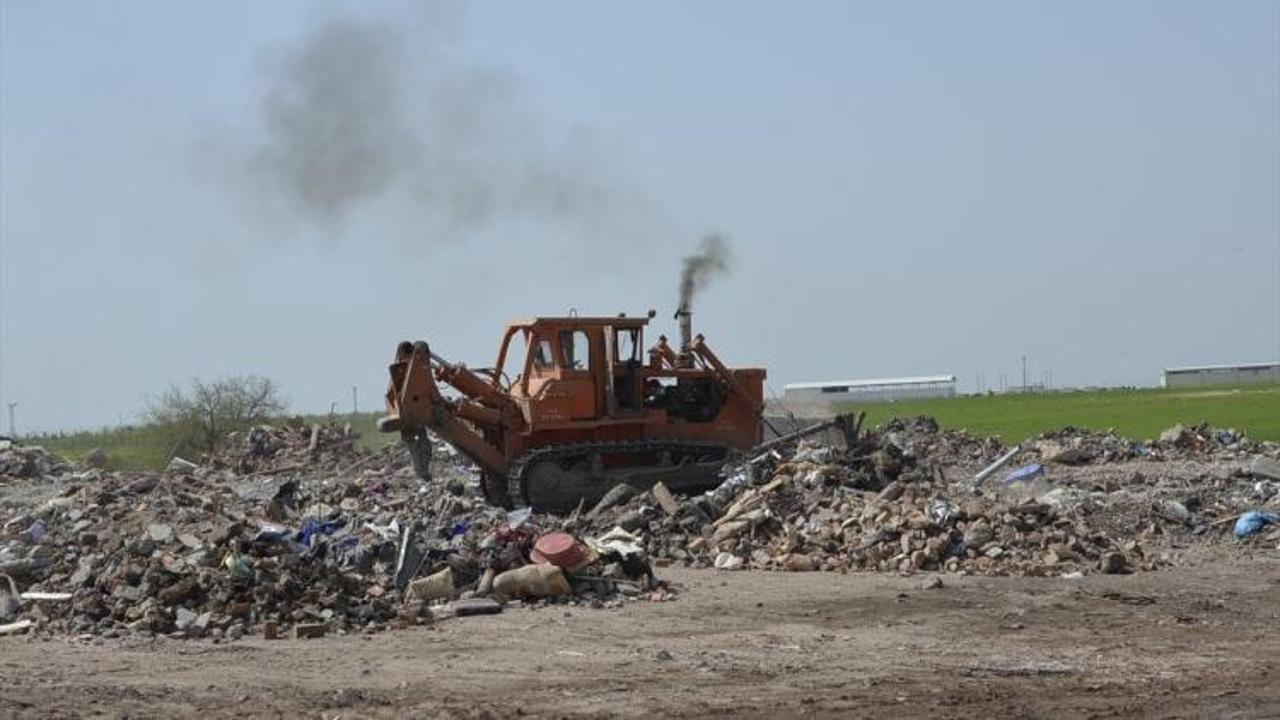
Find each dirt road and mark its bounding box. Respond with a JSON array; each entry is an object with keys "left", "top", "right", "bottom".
[{"left": 3, "top": 555, "right": 1278, "bottom": 719}]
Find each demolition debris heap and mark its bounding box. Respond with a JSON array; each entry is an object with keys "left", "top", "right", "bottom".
[
  {"left": 0, "top": 426, "right": 665, "bottom": 641},
  {"left": 579, "top": 417, "right": 1280, "bottom": 575},
  {"left": 1, "top": 417, "right": 1278, "bottom": 641}
]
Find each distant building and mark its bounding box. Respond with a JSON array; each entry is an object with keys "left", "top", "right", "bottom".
[
  {"left": 784, "top": 375, "right": 957, "bottom": 404},
  {"left": 1161, "top": 362, "right": 1280, "bottom": 388}
]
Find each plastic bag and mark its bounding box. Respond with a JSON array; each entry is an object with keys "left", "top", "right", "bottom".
[{"left": 1233, "top": 511, "right": 1280, "bottom": 538}]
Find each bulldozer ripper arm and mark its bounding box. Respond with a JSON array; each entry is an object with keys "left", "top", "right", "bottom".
[
  {"left": 381, "top": 341, "right": 510, "bottom": 478},
  {"left": 691, "top": 335, "right": 763, "bottom": 416}
]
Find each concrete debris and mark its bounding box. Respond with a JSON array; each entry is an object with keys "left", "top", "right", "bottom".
[
  {"left": 1035, "top": 439, "right": 1094, "bottom": 465},
  {"left": 1250, "top": 457, "right": 1280, "bottom": 482},
  {"left": 84, "top": 448, "right": 107, "bottom": 469},
  {"left": 0, "top": 416, "right": 1275, "bottom": 643},
  {"left": 0, "top": 422, "right": 669, "bottom": 641},
  {"left": 1159, "top": 424, "right": 1193, "bottom": 447},
  {"left": 0, "top": 442, "right": 68, "bottom": 481},
  {"left": 572, "top": 417, "right": 1280, "bottom": 578},
  {"left": 166, "top": 457, "right": 199, "bottom": 475}
]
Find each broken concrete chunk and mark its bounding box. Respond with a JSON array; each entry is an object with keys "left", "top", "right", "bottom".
[
  {"left": 1035, "top": 440, "right": 1094, "bottom": 465},
  {"left": 147, "top": 524, "right": 173, "bottom": 543},
  {"left": 175, "top": 608, "right": 198, "bottom": 631},
  {"left": 1250, "top": 457, "right": 1280, "bottom": 482},
  {"left": 84, "top": 448, "right": 107, "bottom": 469},
  {"left": 1159, "top": 425, "right": 1192, "bottom": 447},
  {"left": 166, "top": 457, "right": 199, "bottom": 475}
]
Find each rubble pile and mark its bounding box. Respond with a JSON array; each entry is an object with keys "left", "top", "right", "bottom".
[
  {"left": 0, "top": 426, "right": 663, "bottom": 641},
  {"left": 0, "top": 439, "right": 69, "bottom": 482},
  {"left": 1, "top": 416, "right": 1277, "bottom": 640},
  {"left": 1033, "top": 422, "right": 1266, "bottom": 466},
  {"left": 580, "top": 418, "right": 1280, "bottom": 578},
  {"left": 215, "top": 423, "right": 364, "bottom": 474}
]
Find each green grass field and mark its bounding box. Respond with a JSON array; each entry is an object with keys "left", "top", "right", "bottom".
[
  {"left": 28, "top": 423, "right": 191, "bottom": 471},
  {"left": 840, "top": 384, "right": 1280, "bottom": 444},
  {"left": 29, "top": 412, "right": 396, "bottom": 472}
]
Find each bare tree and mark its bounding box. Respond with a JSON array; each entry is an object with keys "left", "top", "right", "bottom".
[{"left": 146, "top": 376, "right": 287, "bottom": 453}]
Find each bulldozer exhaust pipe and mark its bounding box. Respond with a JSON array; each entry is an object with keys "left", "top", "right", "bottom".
[{"left": 675, "top": 304, "right": 693, "bottom": 367}]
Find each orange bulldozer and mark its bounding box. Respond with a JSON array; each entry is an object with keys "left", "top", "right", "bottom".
[{"left": 379, "top": 306, "right": 765, "bottom": 511}]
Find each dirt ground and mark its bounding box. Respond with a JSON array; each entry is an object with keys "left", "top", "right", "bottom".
[{"left": 3, "top": 553, "right": 1278, "bottom": 719}]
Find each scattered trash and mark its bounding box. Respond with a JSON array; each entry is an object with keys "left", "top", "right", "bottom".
[
  {"left": 19, "top": 591, "right": 72, "bottom": 601},
  {"left": 1250, "top": 457, "right": 1280, "bottom": 482},
  {"left": 223, "top": 553, "right": 255, "bottom": 580},
  {"left": 530, "top": 532, "right": 596, "bottom": 572},
  {"left": 1233, "top": 511, "right": 1280, "bottom": 539},
  {"left": 408, "top": 567, "right": 456, "bottom": 602},
  {"left": 1003, "top": 463, "right": 1045, "bottom": 486},
  {"left": 0, "top": 619, "right": 33, "bottom": 636},
  {"left": 19, "top": 520, "right": 46, "bottom": 544},
  {"left": 492, "top": 564, "right": 572, "bottom": 599},
  {"left": 0, "top": 573, "right": 19, "bottom": 621},
  {"left": 506, "top": 508, "right": 533, "bottom": 528},
  {"left": 589, "top": 527, "right": 646, "bottom": 559},
  {"left": 928, "top": 497, "right": 957, "bottom": 525},
  {"left": 293, "top": 623, "right": 326, "bottom": 639},
  {"left": 713, "top": 552, "right": 743, "bottom": 571},
  {"left": 972, "top": 445, "right": 1023, "bottom": 487},
  {"left": 450, "top": 598, "right": 503, "bottom": 617},
  {"left": 0, "top": 415, "right": 1275, "bottom": 642},
  {"left": 572, "top": 416, "right": 1278, "bottom": 578},
  {"left": 166, "top": 457, "right": 199, "bottom": 475}
]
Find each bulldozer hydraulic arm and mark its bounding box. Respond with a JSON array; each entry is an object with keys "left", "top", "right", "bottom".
[
  {"left": 691, "top": 335, "right": 763, "bottom": 416},
  {"left": 382, "top": 341, "right": 509, "bottom": 477}
]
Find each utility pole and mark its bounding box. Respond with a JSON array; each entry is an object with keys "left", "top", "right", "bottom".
[
  {"left": 6, "top": 402, "right": 16, "bottom": 437},
  {"left": 1021, "top": 356, "right": 1028, "bottom": 392},
  {"left": 352, "top": 386, "right": 358, "bottom": 415}
]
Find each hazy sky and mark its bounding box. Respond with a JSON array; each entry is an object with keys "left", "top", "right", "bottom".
[{"left": 2, "top": 1, "right": 1278, "bottom": 431}]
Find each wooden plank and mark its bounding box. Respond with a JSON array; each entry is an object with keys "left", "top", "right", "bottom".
[
  {"left": 651, "top": 482, "right": 681, "bottom": 516},
  {"left": 0, "top": 619, "right": 33, "bottom": 635}
]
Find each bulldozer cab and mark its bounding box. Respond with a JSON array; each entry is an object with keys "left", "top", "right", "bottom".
[{"left": 495, "top": 316, "right": 648, "bottom": 424}]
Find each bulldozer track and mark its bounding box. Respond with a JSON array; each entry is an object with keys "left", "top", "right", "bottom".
[{"left": 505, "top": 439, "right": 732, "bottom": 511}]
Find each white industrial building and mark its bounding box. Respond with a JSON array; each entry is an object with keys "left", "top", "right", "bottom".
[
  {"left": 784, "top": 375, "right": 957, "bottom": 403},
  {"left": 1161, "top": 362, "right": 1280, "bottom": 388}
]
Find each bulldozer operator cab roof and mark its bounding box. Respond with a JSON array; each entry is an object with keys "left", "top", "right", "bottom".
[
  {"left": 504, "top": 315, "right": 651, "bottom": 330},
  {"left": 496, "top": 315, "right": 650, "bottom": 385}
]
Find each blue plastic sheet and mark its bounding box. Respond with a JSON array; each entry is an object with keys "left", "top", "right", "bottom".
[
  {"left": 1004, "top": 463, "right": 1044, "bottom": 484},
  {"left": 296, "top": 520, "right": 342, "bottom": 548},
  {"left": 1233, "top": 511, "right": 1280, "bottom": 538}
]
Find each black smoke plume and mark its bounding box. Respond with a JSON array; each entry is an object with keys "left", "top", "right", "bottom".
[{"left": 678, "top": 233, "right": 731, "bottom": 311}]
